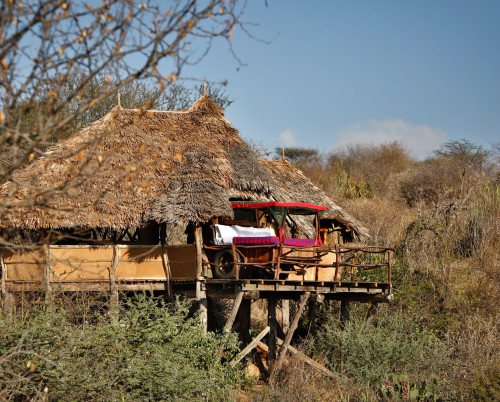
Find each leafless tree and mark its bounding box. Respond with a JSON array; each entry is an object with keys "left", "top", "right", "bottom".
[{"left": 0, "top": 0, "right": 249, "bottom": 184}]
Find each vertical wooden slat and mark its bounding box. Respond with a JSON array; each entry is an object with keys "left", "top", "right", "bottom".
[
  {"left": 281, "top": 299, "right": 290, "bottom": 334},
  {"left": 196, "top": 279, "right": 208, "bottom": 333},
  {"left": 160, "top": 246, "right": 172, "bottom": 300},
  {"left": 109, "top": 245, "right": 120, "bottom": 316},
  {"left": 340, "top": 300, "right": 350, "bottom": 330},
  {"left": 334, "top": 245, "right": 340, "bottom": 281},
  {"left": 1, "top": 251, "right": 13, "bottom": 315},
  {"left": 268, "top": 296, "right": 278, "bottom": 364},
  {"left": 194, "top": 226, "right": 203, "bottom": 278},
  {"left": 44, "top": 244, "right": 52, "bottom": 302}
]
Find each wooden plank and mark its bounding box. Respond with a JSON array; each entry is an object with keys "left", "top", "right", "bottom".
[
  {"left": 161, "top": 246, "right": 172, "bottom": 300},
  {"left": 272, "top": 292, "right": 310, "bottom": 373},
  {"left": 195, "top": 279, "right": 207, "bottom": 333},
  {"left": 1, "top": 252, "right": 14, "bottom": 315},
  {"left": 340, "top": 300, "right": 350, "bottom": 330},
  {"left": 281, "top": 299, "right": 290, "bottom": 333},
  {"left": 230, "top": 326, "right": 270, "bottom": 368},
  {"left": 109, "top": 245, "right": 120, "bottom": 317},
  {"left": 268, "top": 296, "right": 278, "bottom": 364},
  {"left": 44, "top": 244, "right": 52, "bottom": 301},
  {"left": 276, "top": 339, "right": 340, "bottom": 380},
  {"left": 224, "top": 288, "right": 244, "bottom": 333},
  {"left": 194, "top": 226, "right": 203, "bottom": 278}
]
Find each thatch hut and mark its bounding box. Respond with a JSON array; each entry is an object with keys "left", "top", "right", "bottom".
[
  {"left": 0, "top": 95, "right": 365, "bottom": 244},
  {"left": 0, "top": 95, "right": 370, "bottom": 292}
]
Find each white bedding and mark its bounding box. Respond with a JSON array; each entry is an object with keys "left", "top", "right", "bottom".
[{"left": 214, "top": 224, "right": 276, "bottom": 245}]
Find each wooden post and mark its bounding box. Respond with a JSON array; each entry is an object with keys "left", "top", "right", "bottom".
[
  {"left": 334, "top": 245, "right": 340, "bottom": 281},
  {"left": 224, "top": 288, "right": 244, "bottom": 333},
  {"left": 195, "top": 279, "right": 208, "bottom": 333},
  {"left": 281, "top": 299, "right": 290, "bottom": 334},
  {"left": 307, "top": 298, "right": 317, "bottom": 336},
  {"left": 268, "top": 295, "right": 278, "bottom": 365},
  {"left": 274, "top": 243, "right": 283, "bottom": 280},
  {"left": 194, "top": 226, "right": 203, "bottom": 278},
  {"left": 194, "top": 225, "right": 208, "bottom": 332},
  {"left": 43, "top": 244, "right": 52, "bottom": 302},
  {"left": 160, "top": 246, "right": 173, "bottom": 301},
  {"left": 340, "top": 300, "right": 350, "bottom": 330},
  {"left": 236, "top": 298, "right": 252, "bottom": 344},
  {"left": 230, "top": 326, "right": 270, "bottom": 368},
  {"left": 272, "top": 292, "right": 310, "bottom": 373},
  {"left": 1, "top": 252, "right": 13, "bottom": 316},
  {"left": 109, "top": 245, "right": 120, "bottom": 318}
]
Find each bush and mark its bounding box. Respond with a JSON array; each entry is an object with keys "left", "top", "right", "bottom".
[
  {"left": 313, "top": 308, "right": 452, "bottom": 398},
  {"left": 0, "top": 294, "right": 243, "bottom": 400}
]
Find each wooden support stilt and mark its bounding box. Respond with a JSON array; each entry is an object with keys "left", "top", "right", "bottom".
[
  {"left": 281, "top": 299, "right": 290, "bottom": 333},
  {"left": 224, "top": 288, "right": 244, "bottom": 333},
  {"left": 109, "top": 245, "right": 120, "bottom": 318},
  {"left": 194, "top": 225, "right": 208, "bottom": 332},
  {"left": 272, "top": 292, "right": 310, "bottom": 374},
  {"left": 307, "top": 298, "right": 317, "bottom": 336},
  {"left": 196, "top": 279, "right": 208, "bottom": 333},
  {"left": 236, "top": 298, "right": 252, "bottom": 344},
  {"left": 267, "top": 295, "right": 278, "bottom": 364},
  {"left": 340, "top": 300, "right": 350, "bottom": 330},
  {"left": 230, "top": 326, "right": 270, "bottom": 368}
]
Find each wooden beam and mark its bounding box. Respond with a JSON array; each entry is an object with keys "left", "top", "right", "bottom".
[
  {"left": 109, "top": 245, "right": 120, "bottom": 318},
  {"left": 160, "top": 245, "right": 172, "bottom": 301},
  {"left": 307, "top": 298, "right": 317, "bottom": 336},
  {"left": 340, "top": 300, "right": 350, "bottom": 330},
  {"left": 43, "top": 244, "right": 52, "bottom": 302},
  {"left": 276, "top": 339, "right": 340, "bottom": 380},
  {"left": 196, "top": 279, "right": 208, "bottom": 333},
  {"left": 194, "top": 226, "right": 203, "bottom": 278},
  {"left": 272, "top": 292, "right": 310, "bottom": 373},
  {"left": 281, "top": 299, "right": 290, "bottom": 333},
  {"left": 268, "top": 295, "right": 278, "bottom": 364},
  {"left": 224, "top": 288, "right": 244, "bottom": 333},
  {"left": 230, "top": 326, "right": 270, "bottom": 368},
  {"left": 1, "top": 252, "right": 13, "bottom": 316}
]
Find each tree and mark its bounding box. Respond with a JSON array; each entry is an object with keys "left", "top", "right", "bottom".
[{"left": 0, "top": 0, "right": 249, "bottom": 187}]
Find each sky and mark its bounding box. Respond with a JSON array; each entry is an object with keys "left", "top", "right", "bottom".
[{"left": 180, "top": 1, "right": 500, "bottom": 159}]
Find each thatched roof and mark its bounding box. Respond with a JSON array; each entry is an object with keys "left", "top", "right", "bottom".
[
  {"left": 0, "top": 96, "right": 275, "bottom": 229},
  {"left": 0, "top": 96, "right": 368, "bottom": 241},
  {"left": 260, "top": 159, "right": 369, "bottom": 240}
]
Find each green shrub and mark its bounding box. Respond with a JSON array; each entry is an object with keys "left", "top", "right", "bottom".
[
  {"left": 313, "top": 308, "right": 452, "bottom": 398},
  {"left": 0, "top": 294, "right": 243, "bottom": 400}
]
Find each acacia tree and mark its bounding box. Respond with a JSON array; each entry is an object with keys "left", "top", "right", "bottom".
[{"left": 0, "top": 0, "right": 248, "bottom": 186}]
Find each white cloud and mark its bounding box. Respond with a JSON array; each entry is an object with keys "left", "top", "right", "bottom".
[
  {"left": 333, "top": 119, "right": 448, "bottom": 158},
  {"left": 278, "top": 129, "right": 298, "bottom": 147}
]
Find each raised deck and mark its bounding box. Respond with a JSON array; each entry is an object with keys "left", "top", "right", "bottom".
[{"left": 1, "top": 244, "right": 394, "bottom": 303}]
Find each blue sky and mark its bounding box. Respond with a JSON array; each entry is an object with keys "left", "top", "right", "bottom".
[{"left": 180, "top": 1, "right": 500, "bottom": 159}]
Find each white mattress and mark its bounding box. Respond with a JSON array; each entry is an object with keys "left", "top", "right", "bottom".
[{"left": 214, "top": 224, "right": 276, "bottom": 245}]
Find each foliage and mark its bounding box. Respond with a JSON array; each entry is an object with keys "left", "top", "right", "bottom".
[
  {"left": 0, "top": 294, "right": 243, "bottom": 400},
  {"left": 313, "top": 308, "right": 451, "bottom": 396}
]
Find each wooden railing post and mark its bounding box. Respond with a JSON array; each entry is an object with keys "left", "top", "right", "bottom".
[
  {"left": 160, "top": 245, "right": 173, "bottom": 301},
  {"left": 1, "top": 251, "right": 13, "bottom": 316},
  {"left": 109, "top": 245, "right": 120, "bottom": 318},
  {"left": 43, "top": 244, "right": 52, "bottom": 302}
]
